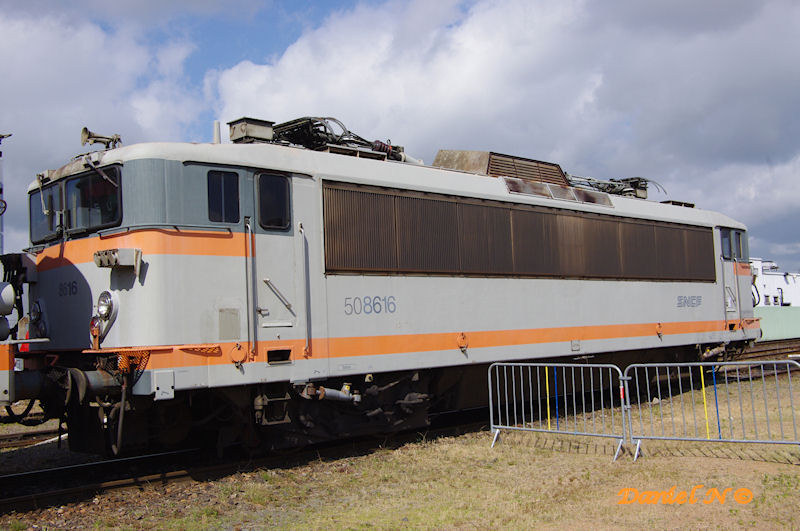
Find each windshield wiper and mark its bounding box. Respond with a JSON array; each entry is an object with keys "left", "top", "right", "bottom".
[
  {"left": 82, "top": 155, "right": 119, "bottom": 188},
  {"left": 35, "top": 172, "right": 51, "bottom": 215}
]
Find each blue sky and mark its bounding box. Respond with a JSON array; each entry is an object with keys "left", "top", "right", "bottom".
[
  {"left": 141, "top": 1, "right": 357, "bottom": 140},
  {"left": 147, "top": 2, "right": 363, "bottom": 98},
  {"left": 2, "top": 0, "right": 800, "bottom": 269}
]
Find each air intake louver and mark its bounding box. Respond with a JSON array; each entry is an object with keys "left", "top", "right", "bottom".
[
  {"left": 487, "top": 153, "right": 568, "bottom": 186},
  {"left": 433, "top": 150, "right": 569, "bottom": 187}
]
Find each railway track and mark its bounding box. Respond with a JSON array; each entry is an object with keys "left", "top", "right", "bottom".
[
  {"left": 0, "top": 428, "right": 60, "bottom": 450},
  {"left": 0, "top": 413, "right": 486, "bottom": 515},
  {"left": 0, "top": 448, "right": 204, "bottom": 514},
  {"left": 738, "top": 338, "right": 800, "bottom": 361},
  {"left": 0, "top": 412, "right": 45, "bottom": 425}
]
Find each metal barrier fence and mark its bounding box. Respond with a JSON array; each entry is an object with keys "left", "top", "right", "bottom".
[
  {"left": 489, "top": 360, "right": 800, "bottom": 462},
  {"left": 488, "top": 363, "right": 627, "bottom": 461},
  {"left": 624, "top": 360, "right": 800, "bottom": 461}
]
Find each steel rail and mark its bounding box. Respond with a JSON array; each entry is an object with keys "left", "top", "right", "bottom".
[
  {"left": 739, "top": 338, "right": 800, "bottom": 361},
  {"left": 0, "top": 428, "right": 60, "bottom": 449}
]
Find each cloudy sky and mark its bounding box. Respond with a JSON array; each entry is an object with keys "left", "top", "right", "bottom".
[{"left": 1, "top": 0, "right": 799, "bottom": 268}]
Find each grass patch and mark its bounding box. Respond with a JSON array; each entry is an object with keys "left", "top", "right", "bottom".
[{"left": 187, "top": 431, "right": 798, "bottom": 529}]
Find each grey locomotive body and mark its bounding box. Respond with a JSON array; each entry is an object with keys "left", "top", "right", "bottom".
[{"left": 0, "top": 118, "right": 759, "bottom": 454}]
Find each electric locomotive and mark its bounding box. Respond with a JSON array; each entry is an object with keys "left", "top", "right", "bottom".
[{"left": 0, "top": 117, "right": 760, "bottom": 454}]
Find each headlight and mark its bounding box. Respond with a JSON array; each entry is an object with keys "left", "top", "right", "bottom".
[
  {"left": 97, "top": 291, "right": 113, "bottom": 320},
  {"left": 30, "top": 301, "right": 42, "bottom": 322},
  {"left": 0, "top": 282, "right": 15, "bottom": 316}
]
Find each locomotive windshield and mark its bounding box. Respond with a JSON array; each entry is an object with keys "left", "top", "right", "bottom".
[
  {"left": 29, "top": 166, "right": 121, "bottom": 244},
  {"left": 64, "top": 168, "right": 121, "bottom": 234},
  {"left": 29, "top": 182, "right": 62, "bottom": 243}
]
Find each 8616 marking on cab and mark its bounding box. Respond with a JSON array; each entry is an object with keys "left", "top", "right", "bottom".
[
  {"left": 344, "top": 296, "right": 397, "bottom": 316},
  {"left": 58, "top": 281, "right": 78, "bottom": 297}
]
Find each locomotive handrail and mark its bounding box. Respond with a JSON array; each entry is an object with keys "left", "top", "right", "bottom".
[
  {"left": 299, "top": 222, "right": 311, "bottom": 357},
  {"left": 733, "top": 257, "right": 743, "bottom": 326},
  {"left": 4, "top": 338, "right": 49, "bottom": 344},
  {"left": 262, "top": 279, "right": 295, "bottom": 314},
  {"left": 98, "top": 223, "right": 234, "bottom": 237},
  {"left": 244, "top": 218, "right": 256, "bottom": 358},
  {"left": 720, "top": 254, "right": 729, "bottom": 330}
]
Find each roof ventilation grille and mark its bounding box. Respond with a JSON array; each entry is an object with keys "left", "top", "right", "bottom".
[{"left": 433, "top": 150, "right": 569, "bottom": 187}]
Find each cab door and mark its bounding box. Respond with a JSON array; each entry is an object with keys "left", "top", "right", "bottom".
[
  {"left": 250, "top": 173, "right": 299, "bottom": 362},
  {"left": 719, "top": 227, "right": 748, "bottom": 325},
  {"left": 249, "top": 172, "right": 327, "bottom": 380}
]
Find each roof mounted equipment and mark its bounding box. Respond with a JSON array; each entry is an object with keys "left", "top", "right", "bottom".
[
  {"left": 567, "top": 175, "right": 665, "bottom": 200},
  {"left": 433, "top": 151, "right": 570, "bottom": 187},
  {"left": 273, "top": 116, "right": 423, "bottom": 163},
  {"left": 228, "top": 117, "right": 275, "bottom": 143},
  {"left": 227, "top": 116, "right": 423, "bottom": 164},
  {"left": 81, "top": 127, "right": 121, "bottom": 150}
]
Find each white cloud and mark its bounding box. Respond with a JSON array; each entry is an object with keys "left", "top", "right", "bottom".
[
  {"left": 209, "top": 0, "right": 800, "bottom": 269},
  {"left": 0, "top": 11, "right": 204, "bottom": 252},
  {"left": 661, "top": 153, "right": 800, "bottom": 227},
  {"left": 210, "top": 1, "right": 800, "bottom": 168},
  {"left": 213, "top": 0, "right": 595, "bottom": 160},
  {"left": 130, "top": 42, "right": 204, "bottom": 137},
  {"left": 696, "top": 153, "right": 800, "bottom": 271},
  {"left": 767, "top": 242, "right": 800, "bottom": 258}
]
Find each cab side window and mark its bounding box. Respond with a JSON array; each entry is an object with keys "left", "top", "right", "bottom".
[
  {"left": 720, "top": 229, "right": 732, "bottom": 259},
  {"left": 720, "top": 228, "right": 748, "bottom": 260},
  {"left": 734, "top": 231, "right": 749, "bottom": 260},
  {"left": 208, "top": 171, "right": 239, "bottom": 223},
  {"left": 258, "top": 174, "right": 290, "bottom": 230}
]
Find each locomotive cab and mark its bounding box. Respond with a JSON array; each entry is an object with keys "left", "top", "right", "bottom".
[
  {"left": 8, "top": 159, "right": 307, "bottom": 452},
  {"left": 718, "top": 227, "right": 753, "bottom": 329}
]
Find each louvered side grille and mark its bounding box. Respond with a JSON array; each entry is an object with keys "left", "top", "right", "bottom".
[
  {"left": 395, "top": 196, "right": 460, "bottom": 272},
  {"left": 323, "top": 186, "right": 397, "bottom": 271},
  {"left": 322, "top": 181, "right": 715, "bottom": 281}
]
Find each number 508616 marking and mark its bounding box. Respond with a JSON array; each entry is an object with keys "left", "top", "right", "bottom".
[{"left": 344, "top": 296, "right": 397, "bottom": 316}]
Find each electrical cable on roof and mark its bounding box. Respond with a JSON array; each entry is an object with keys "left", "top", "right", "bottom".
[
  {"left": 567, "top": 173, "right": 667, "bottom": 199},
  {"left": 272, "top": 116, "right": 413, "bottom": 162}
]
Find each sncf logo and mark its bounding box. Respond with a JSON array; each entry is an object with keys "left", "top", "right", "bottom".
[{"left": 677, "top": 296, "right": 702, "bottom": 308}]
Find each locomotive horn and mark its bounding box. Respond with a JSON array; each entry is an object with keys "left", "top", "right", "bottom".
[{"left": 81, "top": 127, "right": 121, "bottom": 149}]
